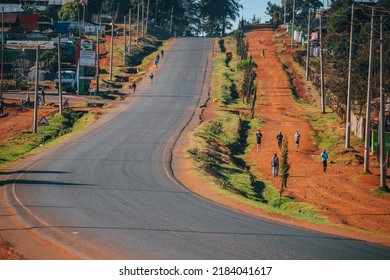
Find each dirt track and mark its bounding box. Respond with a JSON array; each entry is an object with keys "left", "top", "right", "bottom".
[{"left": 176, "top": 28, "right": 390, "bottom": 246}]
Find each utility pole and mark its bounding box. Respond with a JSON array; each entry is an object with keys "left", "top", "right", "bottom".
[
  {"left": 1, "top": 7, "right": 4, "bottom": 99},
  {"left": 291, "top": 0, "right": 296, "bottom": 49},
  {"left": 82, "top": 0, "right": 87, "bottom": 36},
  {"left": 155, "top": 0, "right": 158, "bottom": 27},
  {"left": 129, "top": 9, "right": 132, "bottom": 53},
  {"left": 170, "top": 5, "right": 173, "bottom": 34},
  {"left": 96, "top": 29, "right": 99, "bottom": 96},
  {"left": 141, "top": 0, "right": 145, "bottom": 38},
  {"left": 345, "top": 2, "right": 355, "bottom": 148},
  {"left": 379, "top": 15, "right": 387, "bottom": 190},
  {"left": 319, "top": 12, "right": 325, "bottom": 113},
  {"left": 146, "top": 0, "right": 150, "bottom": 34},
  {"left": 305, "top": 8, "right": 311, "bottom": 81},
  {"left": 58, "top": 36, "right": 63, "bottom": 115},
  {"left": 123, "top": 15, "right": 127, "bottom": 66},
  {"left": 109, "top": 20, "right": 114, "bottom": 81},
  {"left": 137, "top": 2, "right": 140, "bottom": 45},
  {"left": 364, "top": 7, "right": 375, "bottom": 173},
  {"left": 33, "top": 45, "right": 40, "bottom": 134},
  {"left": 283, "top": 0, "right": 286, "bottom": 26}
]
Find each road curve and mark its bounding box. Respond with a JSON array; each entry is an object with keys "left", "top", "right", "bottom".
[{"left": 1, "top": 38, "right": 390, "bottom": 259}]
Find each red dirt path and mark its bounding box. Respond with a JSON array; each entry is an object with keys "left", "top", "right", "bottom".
[{"left": 175, "top": 29, "right": 390, "bottom": 247}]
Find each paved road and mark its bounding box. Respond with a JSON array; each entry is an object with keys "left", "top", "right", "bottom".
[{"left": 2, "top": 38, "right": 390, "bottom": 259}]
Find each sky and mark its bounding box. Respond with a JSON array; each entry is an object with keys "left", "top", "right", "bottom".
[{"left": 238, "top": 0, "right": 281, "bottom": 24}]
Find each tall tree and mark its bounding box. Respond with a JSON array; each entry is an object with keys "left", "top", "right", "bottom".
[{"left": 200, "top": 0, "right": 242, "bottom": 36}]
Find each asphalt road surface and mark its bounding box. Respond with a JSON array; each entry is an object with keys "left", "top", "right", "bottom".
[{"left": 2, "top": 38, "right": 390, "bottom": 259}]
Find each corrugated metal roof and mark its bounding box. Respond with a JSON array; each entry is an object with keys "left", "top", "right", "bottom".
[
  {"left": 48, "top": 0, "right": 76, "bottom": 4},
  {"left": 0, "top": 4, "right": 23, "bottom": 13}
]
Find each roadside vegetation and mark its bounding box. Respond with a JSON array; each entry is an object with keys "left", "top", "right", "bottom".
[
  {"left": 0, "top": 110, "right": 94, "bottom": 168},
  {"left": 188, "top": 30, "right": 325, "bottom": 223}
]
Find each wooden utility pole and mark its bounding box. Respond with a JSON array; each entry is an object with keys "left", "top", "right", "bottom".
[
  {"left": 0, "top": 7, "right": 4, "bottom": 99},
  {"left": 170, "top": 5, "right": 174, "bottom": 34},
  {"left": 129, "top": 9, "right": 132, "bottom": 53},
  {"left": 379, "top": 15, "right": 388, "bottom": 190},
  {"left": 96, "top": 29, "right": 99, "bottom": 96},
  {"left": 33, "top": 45, "right": 40, "bottom": 134},
  {"left": 137, "top": 2, "right": 140, "bottom": 45},
  {"left": 345, "top": 2, "right": 355, "bottom": 148},
  {"left": 141, "top": 0, "right": 145, "bottom": 38},
  {"left": 109, "top": 20, "right": 114, "bottom": 81},
  {"left": 291, "top": 0, "right": 296, "bottom": 49},
  {"left": 283, "top": 0, "right": 286, "bottom": 26},
  {"left": 364, "top": 7, "right": 375, "bottom": 173},
  {"left": 123, "top": 15, "right": 127, "bottom": 66},
  {"left": 155, "top": 0, "right": 158, "bottom": 27},
  {"left": 146, "top": 0, "right": 150, "bottom": 34},
  {"left": 305, "top": 8, "right": 311, "bottom": 81},
  {"left": 319, "top": 12, "right": 325, "bottom": 113},
  {"left": 58, "top": 36, "right": 63, "bottom": 115}
]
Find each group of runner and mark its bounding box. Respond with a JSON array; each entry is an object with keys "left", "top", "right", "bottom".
[{"left": 255, "top": 129, "right": 328, "bottom": 177}]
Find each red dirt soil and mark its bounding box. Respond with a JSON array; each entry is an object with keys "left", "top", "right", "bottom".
[{"left": 175, "top": 29, "right": 390, "bottom": 247}]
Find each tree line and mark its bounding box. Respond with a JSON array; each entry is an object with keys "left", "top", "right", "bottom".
[{"left": 39, "top": 0, "right": 242, "bottom": 37}]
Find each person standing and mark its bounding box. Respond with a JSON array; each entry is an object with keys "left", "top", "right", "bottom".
[
  {"left": 131, "top": 82, "right": 137, "bottom": 94},
  {"left": 271, "top": 153, "right": 279, "bottom": 177},
  {"left": 276, "top": 131, "right": 283, "bottom": 150},
  {"left": 321, "top": 150, "right": 328, "bottom": 173},
  {"left": 255, "top": 129, "right": 263, "bottom": 152},
  {"left": 294, "top": 131, "right": 301, "bottom": 152}
]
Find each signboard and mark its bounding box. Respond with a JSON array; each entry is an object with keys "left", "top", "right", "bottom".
[
  {"left": 371, "top": 130, "right": 390, "bottom": 153},
  {"left": 38, "top": 116, "right": 49, "bottom": 126},
  {"left": 79, "top": 50, "right": 96, "bottom": 67},
  {"left": 79, "top": 67, "right": 96, "bottom": 80},
  {"left": 80, "top": 39, "right": 93, "bottom": 50}
]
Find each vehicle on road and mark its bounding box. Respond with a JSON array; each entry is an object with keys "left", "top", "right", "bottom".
[{"left": 55, "top": 70, "right": 77, "bottom": 92}]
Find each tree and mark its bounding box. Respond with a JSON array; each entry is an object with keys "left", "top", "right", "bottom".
[
  {"left": 58, "top": 2, "right": 80, "bottom": 21},
  {"left": 200, "top": 0, "right": 242, "bottom": 36}
]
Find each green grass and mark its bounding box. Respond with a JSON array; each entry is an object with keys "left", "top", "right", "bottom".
[
  {"left": 188, "top": 110, "right": 325, "bottom": 223},
  {"left": 0, "top": 110, "right": 95, "bottom": 169}
]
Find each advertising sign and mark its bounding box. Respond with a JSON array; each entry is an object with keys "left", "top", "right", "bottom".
[
  {"left": 79, "top": 50, "right": 96, "bottom": 67},
  {"left": 80, "top": 39, "right": 93, "bottom": 50}
]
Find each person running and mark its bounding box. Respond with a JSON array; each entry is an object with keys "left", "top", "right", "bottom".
[
  {"left": 294, "top": 131, "right": 301, "bottom": 152},
  {"left": 255, "top": 129, "right": 263, "bottom": 152},
  {"left": 321, "top": 150, "right": 328, "bottom": 173},
  {"left": 276, "top": 131, "right": 283, "bottom": 150},
  {"left": 271, "top": 153, "right": 279, "bottom": 177},
  {"left": 41, "top": 87, "right": 45, "bottom": 103},
  {"left": 131, "top": 82, "right": 137, "bottom": 94},
  {"left": 154, "top": 58, "right": 158, "bottom": 67},
  {"left": 149, "top": 72, "right": 154, "bottom": 84},
  {"left": 161, "top": 49, "right": 164, "bottom": 58},
  {"left": 261, "top": 49, "right": 265, "bottom": 58}
]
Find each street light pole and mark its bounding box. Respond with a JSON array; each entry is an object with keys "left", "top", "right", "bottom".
[
  {"left": 33, "top": 45, "right": 40, "bottom": 134},
  {"left": 1, "top": 7, "right": 4, "bottom": 99},
  {"left": 58, "top": 35, "right": 63, "bottom": 115}
]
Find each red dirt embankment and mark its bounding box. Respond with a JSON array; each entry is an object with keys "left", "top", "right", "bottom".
[{"left": 176, "top": 29, "right": 390, "bottom": 246}]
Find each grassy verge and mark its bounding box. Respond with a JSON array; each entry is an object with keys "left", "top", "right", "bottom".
[
  {"left": 187, "top": 110, "right": 325, "bottom": 222},
  {"left": 0, "top": 109, "right": 95, "bottom": 169}
]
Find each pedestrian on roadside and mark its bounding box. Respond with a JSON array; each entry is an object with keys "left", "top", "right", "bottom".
[
  {"left": 255, "top": 129, "right": 263, "bottom": 152},
  {"left": 156, "top": 54, "right": 160, "bottom": 62},
  {"left": 294, "top": 131, "right": 301, "bottom": 152},
  {"left": 261, "top": 49, "right": 265, "bottom": 58},
  {"left": 149, "top": 72, "right": 154, "bottom": 84},
  {"left": 321, "top": 150, "right": 328, "bottom": 173},
  {"left": 25, "top": 93, "right": 30, "bottom": 104},
  {"left": 276, "top": 131, "right": 283, "bottom": 150},
  {"left": 132, "top": 81, "right": 137, "bottom": 94},
  {"left": 41, "top": 87, "right": 45, "bottom": 103},
  {"left": 161, "top": 49, "right": 164, "bottom": 58},
  {"left": 154, "top": 58, "right": 158, "bottom": 67},
  {"left": 271, "top": 153, "right": 279, "bottom": 177},
  {"left": 0, "top": 98, "right": 4, "bottom": 115}
]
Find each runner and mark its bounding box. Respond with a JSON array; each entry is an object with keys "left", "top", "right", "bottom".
[
  {"left": 271, "top": 153, "right": 279, "bottom": 177},
  {"left": 149, "top": 72, "right": 154, "bottom": 84},
  {"left": 294, "top": 131, "right": 301, "bottom": 152},
  {"left": 131, "top": 82, "right": 137, "bottom": 94},
  {"left": 276, "top": 131, "right": 283, "bottom": 150},
  {"left": 255, "top": 129, "right": 263, "bottom": 152},
  {"left": 321, "top": 150, "right": 328, "bottom": 173}
]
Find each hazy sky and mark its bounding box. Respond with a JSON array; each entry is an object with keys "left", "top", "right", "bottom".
[{"left": 238, "top": 0, "right": 281, "bottom": 23}]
